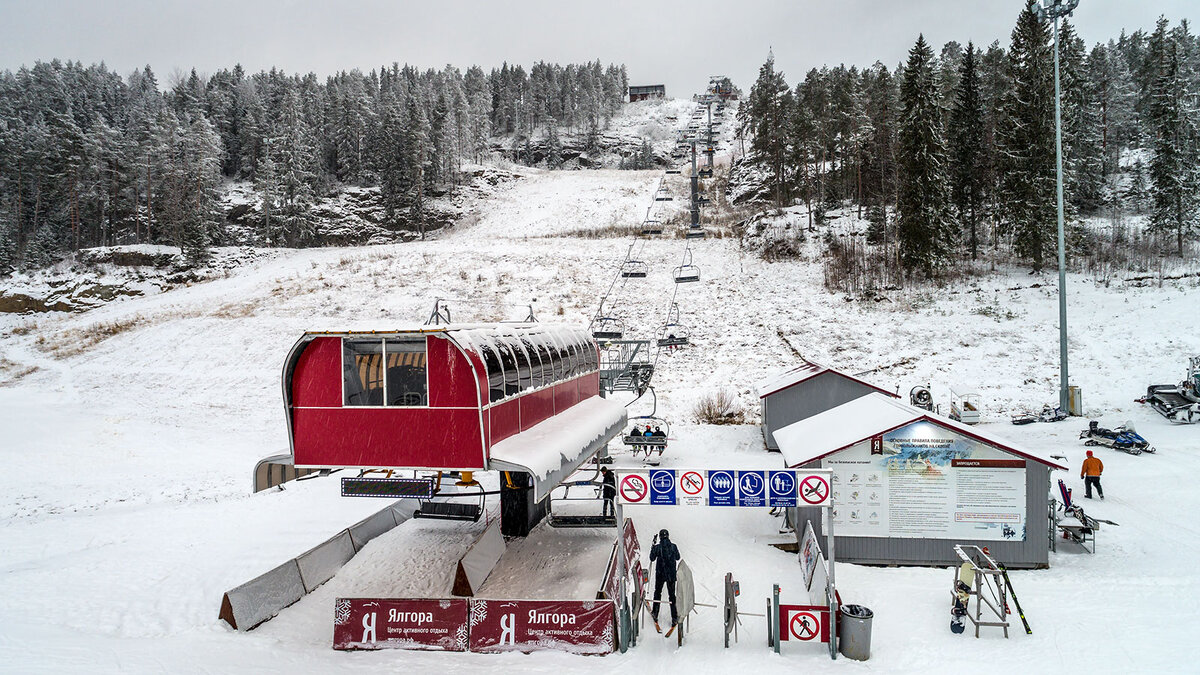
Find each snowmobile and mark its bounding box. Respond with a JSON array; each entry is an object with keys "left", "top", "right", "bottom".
[
  {"left": 1138, "top": 355, "right": 1200, "bottom": 423},
  {"left": 1011, "top": 404, "right": 1068, "bottom": 425},
  {"left": 1079, "top": 420, "right": 1155, "bottom": 455}
]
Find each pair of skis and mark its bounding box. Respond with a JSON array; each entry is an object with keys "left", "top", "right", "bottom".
[
  {"left": 951, "top": 562, "right": 1031, "bottom": 636},
  {"left": 644, "top": 598, "right": 679, "bottom": 637},
  {"left": 999, "top": 565, "right": 1032, "bottom": 635}
]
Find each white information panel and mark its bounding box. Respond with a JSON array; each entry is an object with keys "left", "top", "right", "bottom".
[{"left": 826, "top": 421, "right": 1027, "bottom": 541}]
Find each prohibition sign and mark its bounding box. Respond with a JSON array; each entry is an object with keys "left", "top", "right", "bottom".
[
  {"left": 680, "top": 471, "right": 705, "bottom": 496},
  {"left": 800, "top": 475, "right": 830, "bottom": 505},
  {"left": 621, "top": 474, "right": 648, "bottom": 503},
  {"left": 790, "top": 611, "right": 820, "bottom": 641}
]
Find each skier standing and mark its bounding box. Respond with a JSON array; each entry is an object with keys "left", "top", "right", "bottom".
[
  {"left": 650, "top": 529, "right": 681, "bottom": 629},
  {"left": 1081, "top": 450, "right": 1104, "bottom": 499}
]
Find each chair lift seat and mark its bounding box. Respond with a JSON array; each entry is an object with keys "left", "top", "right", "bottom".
[
  {"left": 414, "top": 500, "right": 483, "bottom": 522},
  {"left": 547, "top": 514, "right": 618, "bottom": 528},
  {"left": 593, "top": 330, "right": 623, "bottom": 340},
  {"left": 623, "top": 434, "right": 667, "bottom": 447},
  {"left": 685, "top": 229, "right": 706, "bottom": 239},
  {"left": 674, "top": 269, "right": 700, "bottom": 283}
]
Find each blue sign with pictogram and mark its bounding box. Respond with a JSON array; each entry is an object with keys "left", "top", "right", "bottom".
[
  {"left": 650, "top": 469, "right": 676, "bottom": 505},
  {"left": 768, "top": 471, "right": 798, "bottom": 507},
  {"left": 737, "top": 471, "right": 766, "bottom": 507},
  {"left": 708, "top": 470, "right": 736, "bottom": 507}
]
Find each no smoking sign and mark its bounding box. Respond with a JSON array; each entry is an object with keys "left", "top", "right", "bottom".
[{"left": 619, "top": 473, "right": 649, "bottom": 504}]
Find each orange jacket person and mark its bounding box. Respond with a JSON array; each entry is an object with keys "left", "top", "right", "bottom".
[{"left": 1081, "top": 450, "right": 1104, "bottom": 499}]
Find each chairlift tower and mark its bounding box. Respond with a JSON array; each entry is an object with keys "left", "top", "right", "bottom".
[
  {"left": 705, "top": 102, "right": 715, "bottom": 170},
  {"left": 1036, "top": 0, "right": 1080, "bottom": 415},
  {"left": 690, "top": 141, "right": 700, "bottom": 228}
]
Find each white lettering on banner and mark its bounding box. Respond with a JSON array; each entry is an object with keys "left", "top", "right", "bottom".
[
  {"left": 499, "top": 613, "right": 516, "bottom": 645},
  {"left": 528, "top": 611, "right": 578, "bottom": 626},
  {"left": 361, "top": 612, "right": 377, "bottom": 643},
  {"left": 387, "top": 610, "right": 434, "bottom": 624}
]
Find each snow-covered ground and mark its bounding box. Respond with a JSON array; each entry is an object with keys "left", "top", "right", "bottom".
[{"left": 2, "top": 136, "right": 1200, "bottom": 673}]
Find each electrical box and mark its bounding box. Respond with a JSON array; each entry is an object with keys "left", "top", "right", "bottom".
[{"left": 1068, "top": 386, "right": 1083, "bottom": 416}]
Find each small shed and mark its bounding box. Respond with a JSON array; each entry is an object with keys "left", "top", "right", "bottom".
[
  {"left": 757, "top": 359, "right": 897, "bottom": 452},
  {"left": 777, "top": 393, "right": 1067, "bottom": 569},
  {"left": 628, "top": 84, "right": 666, "bottom": 102}
]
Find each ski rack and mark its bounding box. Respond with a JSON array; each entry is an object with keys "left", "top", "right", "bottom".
[{"left": 952, "top": 545, "right": 1010, "bottom": 638}]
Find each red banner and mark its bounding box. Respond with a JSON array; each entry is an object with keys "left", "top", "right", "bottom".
[
  {"left": 623, "top": 519, "right": 640, "bottom": 572},
  {"left": 600, "top": 542, "right": 620, "bottom": 600},
  {"left": 333, "top": 598, "right": 469, "bottom": 651},
  {"left": 468, "top": 599, "right": 615, "bottom": 654}
]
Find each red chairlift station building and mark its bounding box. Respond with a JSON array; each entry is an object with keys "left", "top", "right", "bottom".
[{"left": 278, "top": 324, "right": 626, "bottom": 535}]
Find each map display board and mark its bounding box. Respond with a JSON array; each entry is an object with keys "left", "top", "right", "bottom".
[{"left": 826, "top": 421, "right": 1027, "bottom": 541}]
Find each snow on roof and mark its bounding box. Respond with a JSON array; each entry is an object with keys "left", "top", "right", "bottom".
[
  {"left": 488, "top": 396, "right": 627, "bottom": 501},
  {"left": 756, "top": 359, "right": 897, "bottom": 399},
  {"left": 774, "top": 392, "right": 1067, "bottom": 470}
]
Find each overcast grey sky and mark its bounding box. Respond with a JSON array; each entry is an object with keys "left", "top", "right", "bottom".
[{"left": 0, "top": 1, "right": 1193, "bottom": 95}]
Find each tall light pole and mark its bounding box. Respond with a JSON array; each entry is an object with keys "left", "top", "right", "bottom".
[{"left": 1037, "top": 0, "right": 1079, "bottom": 414}]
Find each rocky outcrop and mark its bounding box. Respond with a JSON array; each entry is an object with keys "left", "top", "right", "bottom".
[
  {"left": 0, "top": 280, "right": 148, "bottom": 314},
  {"left": 221, "top": 166, "right": 522, "bottom": 247},
  {"left": 488, "top": 132, "right": 672, "bottom": 169}
]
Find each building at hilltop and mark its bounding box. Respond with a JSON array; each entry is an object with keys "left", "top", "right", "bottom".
[{"left": 628, "top": 84, "right": 665, "bottom": 102}]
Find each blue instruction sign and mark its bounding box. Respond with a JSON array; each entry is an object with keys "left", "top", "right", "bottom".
[
  {"left": 737, "top": 471, "right": 766, "bottom": 507},
  {"left": 708, "top": 470, "right": 736, "bottom": 507},
  {"left": 650, "top": 469, "right": 676, "bottom": 505},
  {"left": 768, "top": 470, "right": 798, "bottom": 507}
]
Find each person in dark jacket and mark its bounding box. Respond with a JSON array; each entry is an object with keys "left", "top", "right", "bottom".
[
  {"left": 650, "top": 529, "right": 681, "bottom": 627},
  {"left": 600, "top": 466, "right": 616, "bottom": 517}
]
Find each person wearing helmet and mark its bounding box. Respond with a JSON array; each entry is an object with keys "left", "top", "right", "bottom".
[
  {"left": 1081, "top": 450, "right": 1104, "bottom": 499},
  {"left": 650, "top": 529, "right": 681, "bottom": 630}
]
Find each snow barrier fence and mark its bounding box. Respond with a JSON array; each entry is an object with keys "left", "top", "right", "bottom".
[{"left": 219, "top": 499, "right": 420, "bottom": 630}]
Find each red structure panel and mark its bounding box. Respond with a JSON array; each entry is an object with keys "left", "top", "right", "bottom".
[
  {"left": 293, "top": 407, "right": 485, "bottom": 469},
  {"left": 284, "top": 327, "right": 602, "bottom": 471},
  {"left": 427, "top": 336, "right": 481, "bottom": 408},
  {"left": 554, "top": 379, "right": 579, "bottom": 411},
  {"left": 291, "top": 337, "right": 342, "bottom": 407},
  {"left": 522, "top": 387, "right": 556, "bottom": 424},
  {"left": 489, "top": 398, "right": 521, "bottom": 445}
]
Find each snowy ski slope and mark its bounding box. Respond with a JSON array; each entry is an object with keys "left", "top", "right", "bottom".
[{"left": 2, "top": 108, "right": 1200, "bottom": 672}]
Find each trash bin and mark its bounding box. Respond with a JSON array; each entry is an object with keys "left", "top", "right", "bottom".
[{"left": 838, "top": 604, "right": 873, "bottom": 661}]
